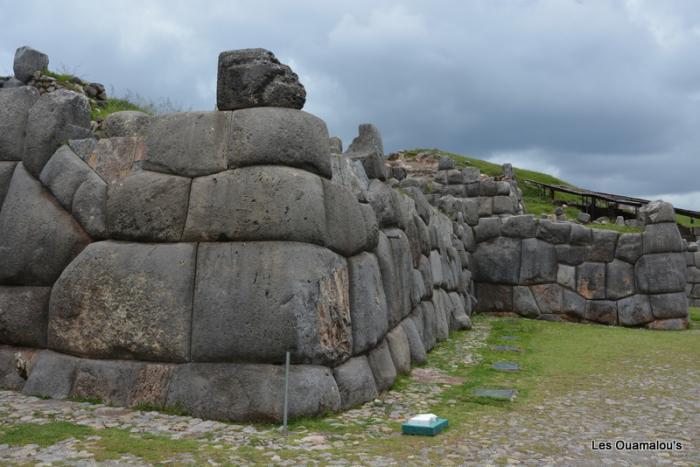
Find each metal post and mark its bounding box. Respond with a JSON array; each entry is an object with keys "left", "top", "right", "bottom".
[{"left": 282, "top": 351, "right": 290, "bottom": 434}]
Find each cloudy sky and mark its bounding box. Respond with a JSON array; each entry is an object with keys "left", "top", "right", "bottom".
[{"left": 1, "top": 0, "right": 698, "bottom": 209}]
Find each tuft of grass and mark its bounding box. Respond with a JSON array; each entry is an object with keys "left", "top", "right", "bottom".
[
  {"left": 587, "top": 222, "right": 643, "bottom": 233},
  {"left": 689, "top": 307, "right": 700, "bottom": 328},
  {"left": 91, "top": 97, "right": 151, "bottom": 121},
  {"left": 0, "top": 421, "right": 94, "bottom": 447}
]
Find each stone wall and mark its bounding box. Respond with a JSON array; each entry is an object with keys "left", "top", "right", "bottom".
[{"left": 686, "top": 240, "right": 700, "bottom": 308}]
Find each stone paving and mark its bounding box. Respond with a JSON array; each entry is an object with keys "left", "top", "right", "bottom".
[{"left": 0, "top": 321, "right": 698, "bottom": 466}]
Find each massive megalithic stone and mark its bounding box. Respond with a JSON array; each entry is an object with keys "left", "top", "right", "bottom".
[
  {"left": 13, "top": 46, "right": 49, "bottom": 83},
  {"left": 0, "top": 87, "right": 39, "bottom": 161}
]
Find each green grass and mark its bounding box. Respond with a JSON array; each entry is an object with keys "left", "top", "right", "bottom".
[
  {"left": 677, "top": 214, "right": 698, "bottom": 229},
  {"left": 0, "top": 421, "right": 94, "bottom": 447},
  {"left": 690, "top": 307, "right": 700, "bottom": 328},
  {"left": 91, "top": 97, "right": 151, "bottom": 121}
]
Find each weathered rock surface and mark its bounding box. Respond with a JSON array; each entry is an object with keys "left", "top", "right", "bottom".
[
  {"left": 584, "top": 300, "right": 617, "bottom": 325},
  {"left": 617, "top": 294, "right": 653, "bottom": 326},
  {"left": 576, "top": 262, "right": 606, "bottom": 300},
  {"left": 345, "top": 124, "right": 387, "bottom": 181},
  {"left": 635, "top": 253, "right": 686, "bottom": 294},
  {"left": 333, "top": 356, "right": 378, "bottom": 409},
  {"left": 102, "top": 111, "right": 151, "bottom": 138},
  {"left": 513, "top": 286, "right": 540, "bottom": 318},
  {"left": 606, "top": 259, "right": 635, "bottom": 299},
  {"left": 642, "top": 223, "right": 683, "bottom": 254},
  {"left": 348, "top": 253, "right": 389, "bottom": 354},
  {"left": 520, "top": 238, "right": 557, "bottom": 284},
  {"left": 0, "top": 162, "right": 18, "bottom": 207},
  {"left": 191, "top": 242, "right": 351, "bottom": 365},
  {"left": 530, "top": 283, "right": 563, "bottom": 314},
  {"left": 473, "top": 237, "right": 521, "bottom": 284},
  {"left": 48, "top": 241, "right": 196, "bottom": 362},
  {"left": 385, "top": 326, "right": 411, "bottom": 375},
  {"left": 400, "top": 317, "right": 426, "bottom": 364},
  {"left": 0, "top": 87, "right": 39, "bottom": 161},
  {"left": 638, "top": 200, "right": 675, "bottom": 224},
  {"left": 615, "top": 233, "right": 643, "bottom": 263},
  {"left": 648, "top": 292, "right": 688, "bottom": 319},
  {"left": 375, "top": 229, "right": 412, "bottom": 328},
  {"left": 367, "top": 340, "right": 397, "bottom": 392},
  {"left": 22, "top": 350, "right": 78, "bottom": 399},
  {"left": 217, "top": 48, "right": 306, "bottom": 111},
  {"left": 13, "top": 46, "right": 48, "bottom": 82},
  {"left": 0, "top": 286, "right": 50, "bottom": 347},
  {"left": 476, "top": 283, "right": 513, "bottom": 312}
]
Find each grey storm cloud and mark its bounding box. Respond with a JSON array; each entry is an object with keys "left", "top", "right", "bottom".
[{"left": 1, "top": 0, "right": 698, "bottom": 208}]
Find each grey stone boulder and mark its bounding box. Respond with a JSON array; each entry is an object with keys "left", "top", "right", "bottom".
[
  {"left": 386, "top": 326, "right": 411, "bottom": 375},
  {"left": 576, "top": 212, "right": 591, "bottom": 224},
  {"left": 167, "top": 363, "right": 339, "bottom": 422},
  {"left": 501, "top": 215, "right": 537, "bottom": 238},
  {"left": 330, "top": 154, "right": 369, "bottom": 202},
  {"left": 0, "top": 161, "right": 17, "bottom": 208},
  {"left": 638, "top": 200, "right": 675, "bottom": 224},
  {"left": 229, "top": 107, "right": 331, "bottom": 178},
  {"left": 473, "top": 237, "right": 521, "bottom": 284},
  {"left": 576, "top": 262, "right": 606, "bottom": 300},
  {"left": 0, "top": 87, "right": 39, "bottom": 161},
  {"left": 478, "top": 196, "right": 493, "bottom": 216},
  {"left": 520, "top": 238, "right": 557, "bottom": 284},
  {"left": 569, "top": 223, "right": 593, "bottom": 245},
  {"left": 0, "top": 347, "right": 38, "bottom": 391},
  {"left": 473, "top": 217, "right": 501, "bottom": 243},
  {"left": 606, "top": 259, "right": 635, "bottom": 299},
  {"left": 463, "top": 167, "right": 480, "bottom": 183},
  {"left": 562, "top": 289, "right": 585, "bottom": 319},
  {"left": 429, "top": 250, "right": 445, "bottom": 288},
  {"left": 13, "top": 46, "right": 48, "bottom": 82},
  {"left": 530, "top": 283, "right": 563, "bottom": 314},
  {"left": 367, "top": 340, "right": 397, "bottom": 392},
  {"left": 217, "top": 48, "right": 305, "bottom": 111},
  {"left": 367, "top": 179, "right": 401, "bottom": 227},
  {"left": 646, "top": 318, "right": 688, "bottom": 330},
  {"left": 433, "top": 289, "right": 451, "bottom": 341},
  {"left": 345, "top": 124, "right": 387, "bottom": 181},
  {"left": 322, "top": 179, "right": 379, "bottom": 256},
  {"left": 536, "top": 220, "right": 571, "bottom": 244},
  {"left": 617, "top": 295, "right": 653, "bottom": 326},
  {"left": 642, "top": 223, "right": 683, "bottom": 254},
  {"left": 555, "top": 244, "right": 588, "bottom": 266},
  {"left": 0, "top": 286, "right": 50, "bottom": 347},
  {"left": 513, "top": 286, "right": 540, "bottom": 318},
  {"left": 448, "top": 291, "right": 472, "bottom": 329},
  {"left": 329, "top": 136, "right": 343, "bottom": 154},
  {"left": 420, "top": 301, "right": 438, "bottom": 351},
  {"left": 142, "top": 112, "right": 229, "bottom": 176},
  {"left": 348, "top": 253, "right": 389, "bottom": 355},
  {"left": 437, "top": 156, "right": 455, "bottom": 170},
  {"left": 48, "top": 241, "right": 196, "bottom": 362},
  {"left": 192, "top": 242, "right": 350, "bottom": 365},
  {"left": 102, "top": 111, "right": 151, "bottom": 137},
  {"left": 107, "top": 169, "right": 191, "bottom": 242},
  {"left": 586, "top": 229, "right": 618, "bottom": 262},
  {"left": 69, "top": 137, "right": 144, "bottom": 184},
  {"left": 23, "top": 89, "right": 92, "bottom": 177},
  {"left": 70, "top": 358, "right": 146, "bottom": 407},
  {"left": 649, "top": 292, "right": 688, "bottom": 319},
  {"left": 557, "top": 264, "right": 576, "bottom": 290},
  {"left": 0, "top": 164, "right": 90, "bottom": 285},
  {"left": 418, "top": 255, "right": 434, "bottom": 298},
  {"left": 71, "top": 175, "right": 107, "bottom": 238},
  {"left": 479, "top": 179, "right": 497, "bottom": 197},
  {"left": 635, "top": 253, "right": 686, "bottom": 293},
  {"left": 615, "top": 233, "right": 643, "bottom": 263},
  {"left": 374, "top": 229, "right": 413, "bottom": 328},
  {"left": 493, "top": 196, "right": 516, "bottom": 214},
  {"left": 400, "top": 318, "right": 426, "bottom": 365},
  {"left": 22, "top": 350, "right": 78, "bottom": 399},
  {"left": 402, "top": 187, "right": 432, "bottom": 224},
  {"left": 333, "top": 356, "right": 378, "bottom": 409},
  {"left": 475, "top": 283, "right": 513, "bottom": 312},
  {"left": 585, "top": 300, "right": 617, "bottom": 325}
]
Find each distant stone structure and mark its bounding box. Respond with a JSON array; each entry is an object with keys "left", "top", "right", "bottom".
[{"left": 0, "top": 46, "right": 689, "bottom": 422}]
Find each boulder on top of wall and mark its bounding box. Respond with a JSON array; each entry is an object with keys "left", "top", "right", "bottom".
[
  {"left": 606, "top": 259, "right": 635, "bottom": 299},
  {"left": 333, "top": 356, "right": 378, "bottom": 410},
  {"left": 586, "top": 229, "right": 618, "bottom": 262},
  {"left": 638, "top": 200, "right": 676, "bottom": 224},
  {"left": 437, "top": 156, "right": 455, "bottom": 170},
  {"left": 642, "top": 223, "right": 684, "bottom": 254},
  {"left": 501, "top": 215, "right": 537, "bottom": 238},
  {"left": 217, "top": 48, "right": 305, "bottom": 111},
  {"left": 23, "top": 89, "right": 91, "bottom": 177},
  {"left": 192, "top": 242, "right": 351, "bottom": 366},
  {"left": 0, "top": 161, "right": 18, "bottom": 208},
  {"left": 385, "top": 326, "right": 411, "bottom": 375},
  {"left": 167, "top": 363, "right": 338, "bottom": 422},
  {"left": 13, "top": 46, "right": 48, "bottom": 82},
  {"left": 0, "top": 286, "right": 50, "bottom": 347},
  {"left": 367, "top": 340, "right": 397, "bottom": 392},
  {"left": 569, "top": 223, "right": 593, "bottom": 245},
  {"left": 576, "top": 262, "right": 606, "bottom": 300},
  {"left": 0, "top": 86, "right": 39, "bottom": 161},
  {"left": 576, "top": 211, "right": 592, "bottom": 224},
  {"left": 585, "top": 300, "right": 618, "bottom": 325},
  {"left": 530, "top": 283, "right": 563, "bottom": 314},
  {"left": 330, "top": 154, "right": 369, "bottom": 202},
  {"left": 617, "top": 294, "right": 653, "bottom": 326},
  {"left": 473, "top": 236, "right": 521, "bottom": 284},
  {"left": 48, "top": 241, "right": 196, "bottom": 362},
  {"left": 649, "top": 292, "right": 688, "bottom": 320},
  {"left": 108, "top": 169, "right": 190, "bottom": 242},
  {"left": 0, "top": 164, "right": 90, "bottom": 286},
  {"left": 561, "top": 289, "right": 585, "bottom": 319},
  {"left": 475, "top": 283, "right": 513, "bottom": 312},
  {"left": 102, "top": 111, "right": 152, "bottom": 138},
  {"left": 615, "top": 233, "right": 643, "bottom": 264},
  {"left": 400, "top": 318, "right": 426, "bottom": 364},
  {"left": 367, "top": 180, "right": 401, "bottom": 228},
  {"left": 142, "top": 112, "right": 229, "bottom": 176},
  {"left": 229, "top": 108, "right": 331, "bottom": 178},
  {"left": 519, "top": 238, "right": 557, "bottom": 284},
  {"left": 536, "top": 220, "right": 571, "bottom": 244},
  {"left": 345, "top": 124, "right": 387, "bottom": 181},
  {"left": 347, "top": 252, "right": 389, "bottom": 355},
  {"left": 635, "top": 253, "right": 686, "bottom": 294}
]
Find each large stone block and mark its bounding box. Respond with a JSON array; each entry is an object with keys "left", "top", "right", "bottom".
[
  {"left": 536, "top": 220, "right": 571, "bottom": 244},
  {"left": 0, "top": 164, "right": 90, "bottom": 286},
  {"left": 13, "top": 46, "right": 48, "bottom": 82},
  {"left": 585, "top": 300, "right": 618, "bottom": 325},
  {"left": 331, "top": 154, "right": 369, "bottom": 202},
  {"left": 102, "top": 110, "right": 151, "bottom": 138},
  {"left": 617, "top": 295, "right": 653, "bottom": 326},
  {"left": 48, "top": 241, "right": 196, "bottom": 362},
  {"left": 0, "top": 346, "right": 38, "bottom": 391},
  {"left": 0, "top": 161, "right": 18, "bottom": 208},
  {"left": 555, "top": 244, "right": 588, "bottom": 266},
  {"left": 576, "top": 262, "right": 606, "bottom": 300},
  {"left": 142, "top": 112, "right": 229, "bottom": 176},
  {"left": 0, "top": 286, "right": 50, "bottom": 347},
  {"left": 345, "top": 124, "right": 387, "bottom": 181},
  {"left": 69, "top": 137, "right": 145, "bottom": 184},
  {"left": 562, "top": 289, "right": 585, "bottom": 319},
  {"left": 385, "top": 326, "right": 411, "bottom": 375},
  {"left": 587, "top": 230, "right": 618, "bottom": 262},
  {"left": 646, "top": 318, "right": 688, "bottom": 330},
  {"left": 229, "top": 107, "right": 331, "bottom": 178},
  {"left": 433, "top": 289, "right": 450, "bottom": 341},
  {"left": 40, "top": 145, "right": 96, "bottom": 212},
  {"left": 520, "top": 238, "right": 557, "bottom": 284},
  {"left": 642, "top": 223, "right": 684, "bottom": 254},
  {"left": 606, "top": 259, "right": 635, "bottom": 299},
  {"left": 635, "top": 253, "right": 687, "bottom": 294},
  {"left": 375, "top": 230, "right": 413, "bottom": 328},
  {"left": 367, "top": 179, "right": 401, "bottom": 227},
  {"left": 401, "top": 318, "right": 426, "bottom": 365},
  {"left": 615, "top": 233, "right": 643, "bottom": 264},
  {"left": 367, "top": 340, "right": 397, "bottom": 392},
  {"left": 107, "top": 169, "right": 191, "bottom": 242},
  {"left": 501, "top": 215, "right": 537, "bottom": 238},
  {"left": 322, "top": 179, "right": 379, "bottom": 255},
  {"left": 217, "top": 48, "right": 306, "bottom": 111},
  {"left": 0, "top": 87, "right": 39, "bottom": 161},
  {"left": 638, "top": 200, "right": 675, "bottom": 224},
  {"left": 569, "top": 224, "right": 593, "bottom": 245},
  {"left": 448, "top": 291, "right": 472, "bottom": 329},
  {"left": 530, "top": 283, "right": 563, "bottom": 314},
  {"left": 71, "top": 175, "right": 107, "bottom": 238},
  {"left": 167, "top": 363, "right": 339, "bottom": 422},
  {"left": 475, "top": 283, "right": 513, "bottom": 312},
  {"left": 22, "top": 350, "right": 78, "bottom": 399},
  {"left": 649, "top": 292, "right": 688, "bottom": 319},
  {"left": 420, "top": 301, "right": 437, "bottom": 351},
  {"left": 473, "top": 237, "right": 521, "bottom": 284},
  {"left": 348, "top": 253, "right": 389, "bottom": 355},
  {"left": 557, "top": 264, "right": 576, "bottom": 290},
  {"left": 513, "top": 286, "right": 540, "bottom": 318},
  {"left": 333, "top": 356, "right": 378, "bottom": 410},
  {"left": 192, "top": 242, "right": 350, "bottom": 365},
  {"left": 493, "top": 196, "right": 516, "bottom": 214},
  {"left": 23, "top": 89, "right": 91, "bottom": 177}
]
